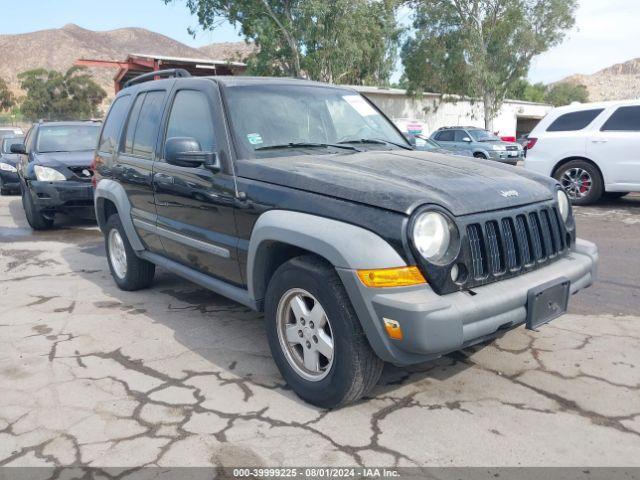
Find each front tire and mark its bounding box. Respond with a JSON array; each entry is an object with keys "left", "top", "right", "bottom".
[
  {"left": 554, "top": 160, "right": 603, "bottom": 206},
  {"left": 105, "top": 214, "right": 155, "bottom": 291},
  {"left": 473, "top": 152, "right": 487, "bottom": 159},
  {"left": 22, "top": 187, "right": 53, "bottom": 230},
  {"left": 265, "top": 255, "right": 383, "bottom": 408}
]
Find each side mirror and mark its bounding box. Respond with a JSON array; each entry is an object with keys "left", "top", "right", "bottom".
[
  {"left": 10, "top": 143, "right": 26, "bottom": 154},
  {"left": 462, "top": 137, "right": 472, "bottom": 143},
  {"left": 165, "top": 137, "right": 219, "bottom": 171}
]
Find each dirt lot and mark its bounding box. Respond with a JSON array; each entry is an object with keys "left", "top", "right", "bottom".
[{"left": 0, "top": 193, "right": 639, "bottom": 468}]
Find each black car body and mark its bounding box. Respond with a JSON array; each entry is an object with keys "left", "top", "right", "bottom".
[
  {"left": 0, "top": 135, "right": 24, "bottom": 194},
  {"left": 93, "top": 73, "right": 598, "bottom": 408},
  {"left": 15, "top": 121, "right": 101, "bottom": 229}
]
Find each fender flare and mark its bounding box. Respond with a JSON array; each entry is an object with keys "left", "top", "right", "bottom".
[
  {"left": 246, "top": 210, "right": 406, "bottom": 302},
  {"left": 94, "top": 179, "right": 145, "bottom": 252}
]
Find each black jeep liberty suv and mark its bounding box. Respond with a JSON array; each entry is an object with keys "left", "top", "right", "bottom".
[{"left": 93, "top": 70, "right": 598, "bottom": 408}]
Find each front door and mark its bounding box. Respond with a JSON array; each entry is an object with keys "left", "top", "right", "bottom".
[
  {"left": 587, "top": 105, "right": 640, "bottom": 189},
  {"left": 153, "top": 86, "right": 242, "bottom": 284},
  {"left": 116, "top": 89, "right": 167, "bottom": 253}
]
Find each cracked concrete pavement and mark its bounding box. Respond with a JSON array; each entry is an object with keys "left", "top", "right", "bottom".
[{"left": 0, "top": 193, "right": 639, "bottom": 468}]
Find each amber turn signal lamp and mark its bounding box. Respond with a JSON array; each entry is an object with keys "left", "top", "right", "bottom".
[
  {"left": 383, "top": 318, "right": 403, "bottom": 340},
  {"left": 357, "top": 266, "right": 426, "bottom": 288}
]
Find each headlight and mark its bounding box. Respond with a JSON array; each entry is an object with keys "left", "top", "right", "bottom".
[
  {"left": 557, "top": 189, "right": 570, "bottom": 223},
  {"left": 412, "top": 211, "right": 452, "bottom": 262},
  {"left": 491, "top": 144, "right": 506, "bottom": 151},
  {"left": 0, "top": 162, "right": 17, "bottom": 173},
  {"left": 34, "top": 165, "right": 66, "bottom": 182}
]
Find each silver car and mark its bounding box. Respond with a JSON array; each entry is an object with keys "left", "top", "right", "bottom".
[{"left": 431, "top": 126, "right": 524, "bottom": 165}]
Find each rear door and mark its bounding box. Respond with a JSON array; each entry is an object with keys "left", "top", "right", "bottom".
[
  {"left": 588, "top": 105, "right": 640, "bottom": 189},
  {"left": 116, "top": 88, "right": 168, "bottom": 252},
  {"left": 153, "top": 80, "right": 242, "bottom": 284}
]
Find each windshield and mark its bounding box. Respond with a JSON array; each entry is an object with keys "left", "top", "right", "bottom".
[
  {"left": 468, "top": 129, "right": 500, "bottom": 142},
  {"left": 36, "top": 125, "right": 100, "bottom": 153},
  {"left": 224, "top": 85, "right": 408, "bottom": 158},
  {"left": 2, "top": 137, "right": 23, "bottom": 154}
]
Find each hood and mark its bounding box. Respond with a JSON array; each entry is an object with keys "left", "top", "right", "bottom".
[
  {"left": 33, "top": 150, "right": 94, "bottom": 168},
  {"left": 0, "top": 154, "right": 19, "bottom": 165},
  {"left": 236, "top": 150, "right": 558, "bottom": 216}
]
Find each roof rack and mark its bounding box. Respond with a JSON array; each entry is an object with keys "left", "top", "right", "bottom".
[{"left": 123, "top": 69, "right": 191, "bottom": 89}]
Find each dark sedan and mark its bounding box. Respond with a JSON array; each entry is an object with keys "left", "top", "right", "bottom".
[{"left": 13, "top": 121, "right": 101, "bottom": 229}]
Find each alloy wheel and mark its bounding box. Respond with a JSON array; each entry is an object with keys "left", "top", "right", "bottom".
[
  {"left": 561, "top": 167, "right": 592, "bottom": 200},
  {"left": 108, "top": 228, "right": 128, "bottom": 279},
  {"left": 276, "top": 288, "right": 334, "bottom": 382}
]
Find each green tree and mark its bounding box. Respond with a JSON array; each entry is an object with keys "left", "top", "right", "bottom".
[
  {"left": 168, "top": 0, "right": 401, "bottom": 85},
  {"left": 545, "top": 82, "right": 589, "bottom": 106},
  {"left": 18, "top": 66, "right": 106, "bottom": 121},
  {"left": 0, "top": 76, "right": 15, "bottom": 112},
  {"left": 402, "top": 0, "right": 577, "bottom": 129},
  {"left": 507, "top": 78, "right": 548, "bottom": 103}
]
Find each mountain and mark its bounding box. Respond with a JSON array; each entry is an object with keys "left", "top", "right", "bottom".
[
  {"left": 0, "top": 24, "right": 247, "bottom": 98},
  {"left": 558, "top": 58, "right": 640, "bottom": 102},
  {"left": 198, "top": 41, "right": 256, "bottom": 63}
]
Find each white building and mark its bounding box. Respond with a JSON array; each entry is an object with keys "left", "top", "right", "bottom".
[{"left": 352, "top": 85, "right": 552, "bottom": 139}]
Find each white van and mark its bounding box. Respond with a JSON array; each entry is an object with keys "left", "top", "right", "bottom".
[{"left": 524, "top": 99, "right": 640, "bottom": 205}]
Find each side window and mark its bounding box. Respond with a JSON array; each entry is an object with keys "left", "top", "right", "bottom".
[
  {"left": 98, "top": 95, "right": 130, "bottom": 154},
  {"left": 23, "top": 128, "right": 34, "bottom": 151},
  {"left": 165, "top": 90, "right": 216, "bottom": 152},
  {"left": 123, "top": 93, "right": 146, "bottom": 154},
  {"left": 601, "top": 106, "right": 640, "bottom": 132},
  {"left": 129, "top": 91, "right": 165, "bottom": 158},
  {"left": 454, "top": 130, "right": 468, "bottom": 142},
  {"left": 546, "top": 109, "right": 604, "bottom": 132},
  {"left": 437, "top": 130, "right": 455, "bottom": 141}
]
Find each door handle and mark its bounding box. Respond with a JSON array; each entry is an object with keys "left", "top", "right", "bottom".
[
  {"left": 591, "top": 139, "right": 608, "bottom": 143},
  {"left": 154, "top": 173, "right": 174, "bottom": 185}
]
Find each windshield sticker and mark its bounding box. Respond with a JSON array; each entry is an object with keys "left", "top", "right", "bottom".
[
  {"left": 247, "top": 133, "right": 263, "bottom": 145},
  {"left": 343, "top": 95, "right": 378, "bottom": 117}
]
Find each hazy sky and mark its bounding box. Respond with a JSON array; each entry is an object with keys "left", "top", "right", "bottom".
[{"left": 1, "top": 0, "right": 638, "bottom": 85}]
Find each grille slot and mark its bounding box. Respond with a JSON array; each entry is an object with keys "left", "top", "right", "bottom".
[
  {"left": 501, "top": 217, "right": 518, "bottom": 271},
  {"left": 467, "top": 224, "right": 485, "bottom": 279},
  {"left": 462, "top": 204, "right": 568, "bottom": 288},
  {"left": 485, "top": 221, "right": 503, "bottom": 275}
]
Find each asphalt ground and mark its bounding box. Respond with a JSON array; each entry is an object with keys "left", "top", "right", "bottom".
[{"left": 0, "top": 193, "right": 638, "bottom": 468}]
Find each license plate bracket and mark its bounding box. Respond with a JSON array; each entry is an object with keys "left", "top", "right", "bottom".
[{"left": 526, "top": 277, "right": 570, "bottom": 330}]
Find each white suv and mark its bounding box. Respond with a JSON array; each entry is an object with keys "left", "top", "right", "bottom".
[{"left": 524, "top": 100, "right": 640, "bottom": 205}]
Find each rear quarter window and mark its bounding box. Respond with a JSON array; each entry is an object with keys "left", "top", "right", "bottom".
[
  {"left": 601, "top": 105, "right": 640, "bottom": 131},
  {"left": 546, "top": 109, "right": 604, "bottom": 132},
  {"left": 98, "top": 95, "right": 131, "bottom": 154}
]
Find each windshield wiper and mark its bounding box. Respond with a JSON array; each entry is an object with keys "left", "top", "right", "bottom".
[
  {"left": 338, "top": 138, "right": 413, "bottom": 150},
  {"left": 254, "top": 142, "right": 361, "bottom": 152}
]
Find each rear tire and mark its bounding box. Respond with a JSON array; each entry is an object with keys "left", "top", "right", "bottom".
[
  {"left": 264, "top": 254, "right": 383, "bottom": 408},
  {"left": 554, "top": 159, "right": 603, "bottom": 206},
  {"left": 105, "top": 214, "right": 155, "bottom": 291},
  {"left": 22, "top": 188, "right": 53, "bottom": 230}
]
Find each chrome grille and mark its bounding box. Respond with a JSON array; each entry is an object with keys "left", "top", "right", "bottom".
[{"left": 465, "top": 205, "right": 568, "bottom": 284}]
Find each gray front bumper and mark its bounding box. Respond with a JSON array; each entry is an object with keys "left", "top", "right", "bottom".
[{"left": 338, "top": 239, "right": 598, "bottom": 365}]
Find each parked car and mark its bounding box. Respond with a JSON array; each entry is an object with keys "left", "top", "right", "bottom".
[
  {"left": 13, "top": 120, "right": 101, "bottom": 229},
  {"left": 0, "top": 127, "right": 24, "bottom": 144},
  {"left": 430, "top": 126, "right": 524, "bottom": 165},
  {"left": 0, "top": 135, "right": 24, "bottom": 195},
  {"left": 412, "top": 134, "right": 473, "bottom": 157},
  {"left": 524, "top": 100, "right": 640, "bottom": 205},
  {"left": 93, "top": 71, "right": 597, "bottom": 408}
]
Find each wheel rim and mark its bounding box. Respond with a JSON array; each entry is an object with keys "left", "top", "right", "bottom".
[
  {"left": 561, "top": 167, "right": 592, "bottom": 199},
  {"left": 276, "top": 288, "right": 334, "bottom": 382},
  {"left": 108, "top": 228, "right": 127, "bottom": 280}
]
